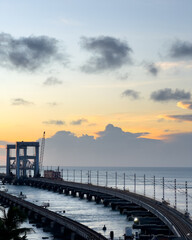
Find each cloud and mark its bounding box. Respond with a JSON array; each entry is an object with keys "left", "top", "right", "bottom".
[
  {"left": 170, "top": 40, "right": 192, "bottom": 59},
  {"left": 160, "top": 114, "right": 192, "bottom": 122},
  {"left": 145, "top": 63, "right": 159, "bottom": 76},
  {"left": 43, "top": 77, "right": 62, "bottom": 86},
  {"left": 42, "top": 124, "right": 192, "bottom": 167},
  {"left": 47, "top": 102, "right": 59, "bottom": 107},
  {"left": 96, "top": 124, "right": 125, "bottom": 137},
  {"left": 70, "top": 118, "right": 88, "bottom": 125},
  {"left": 12, "top": 98, "right": 34, "bottom": 106},
  {"left": 96, "top": 124, "right": 147, "bottom": 138},
  {"left": 43, "top": 120, "right": 65, "bottom": 125},
  {"left": 80, "top": 36, "right": 132, "bottom": 73},
  {"left": 164, "top": 129, "right": 171, "bottom": 133},
  {"left": 137, "top": 132, "right": 150, "bottom": 136},
  {"left": 122, "top": 89, "right": 140, "bottom": 100},
  {"left": 150, "top": 88, "right": 191, "bottom": 102},
  {"left": 61, "top": 18, "right": 81, "bottom": 26},
  {"left": 0, "top": 32, "right": 67, "bottom": 71},
  {"left": 117, "top": 73, "right": 129, "bottom": 80},
  {"left": 177, "top": 101, "right": 192, "bottom": 110}
]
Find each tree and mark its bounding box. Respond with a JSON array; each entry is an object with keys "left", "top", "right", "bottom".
[{"left": 0, "top": 206, "right": 33, "bottom": 240}]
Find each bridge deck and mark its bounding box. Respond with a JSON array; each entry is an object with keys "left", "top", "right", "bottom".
[
  {"left": 0, "top": 190, "right": 107, "bottom": 240},
  {"left": 29, "top": 178, "right": 192, "bottom": 239}
]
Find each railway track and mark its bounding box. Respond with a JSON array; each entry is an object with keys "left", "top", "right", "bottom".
[
  {"left": 28, "top": 178, "right": 192, "bottom": 239},
  {"left": 106, "top": 188, "right": 192, "bottom": 239},
  {"left": 99, "top": 187, "right": 192, "bottom": 239},
  {"left": 137, "top": 195, "right": 192, "bottom": 238}
]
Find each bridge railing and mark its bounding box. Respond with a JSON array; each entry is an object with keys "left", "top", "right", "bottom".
[{"left": 43, "top": 167, "right": 192, "bottom": 217}]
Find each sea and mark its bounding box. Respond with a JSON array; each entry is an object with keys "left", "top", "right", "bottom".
[{"left": 0, "top": 166, "right": 192, "bottom": 240}]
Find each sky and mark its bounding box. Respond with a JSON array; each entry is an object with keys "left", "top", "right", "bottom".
[{"left": 0, "top": 0, "right": 192, "bottom": 167}]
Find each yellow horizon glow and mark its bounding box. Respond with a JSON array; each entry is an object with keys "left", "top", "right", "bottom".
[{"left": 1, "top": 111, "right": 192, "bottom": 143}]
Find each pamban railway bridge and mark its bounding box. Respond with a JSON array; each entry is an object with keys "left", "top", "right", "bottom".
[{"left": 0, "top": 141, "right": 192, "bottom": 240}]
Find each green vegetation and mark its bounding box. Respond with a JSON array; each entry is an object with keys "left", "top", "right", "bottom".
[{"left": 0, "top": 206, "right": 33, "bottom": 240}]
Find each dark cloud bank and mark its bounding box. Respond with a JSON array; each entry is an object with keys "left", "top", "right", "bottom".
[
  {"left": 170, "top": 40, "right": 192, "bottom": 59},
  {"left": 122, "top": 89, "right": 140, "bottom": 100},
  {"left": 80, "top": 36, "right": 132, "bottom": 73},
  {"left": 0, "top": 33, "right": 66, "bottom": 71},
  {"left": 151, "top": 88, "right": 191, "bottom": 102},
  {"left": 144, "top": 62, "right": 159, "bottom": 76},
  {"left": 42, "top": 124, "right": 192, "bottom": 167}
]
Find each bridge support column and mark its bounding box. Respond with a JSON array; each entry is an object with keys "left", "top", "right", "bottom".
[
  {"left": 72, "top": 190, "right": 77, "bottom": 197},
  {"left": 23, "top": 146, "right": 27, "bottom": 177},
  {"left": 41, "top": 217, "right": 46, "bottom": 223},
  {"left": 6, "top": 146, "right": 10, "bottom": 176},
  {"left": 34, "top": 145, "right": 39, "bottom": 177},
  {"left": 41, "top": 217, "right": 51, "bottom": 232},
  {"left": 27, "top": 210, "right": 32, "bottom": 217},
  {"left": 16, "top": 145, "right": 20, "bottom": 179},
  {"left": 71, "top": 232, "right": 76, "bottom": 240},
  {"left": 6, "top": 144, "right": 16, "bottom": 177},
  {"left": 60, "top": 226, "right": 65, "bottom": 235},
  {"left": 34, "top": 213, "right": 40, "bottom": 221},
  {"left": 79, "top": 192, "right": 84, "bottom": 199},
  {"left": 50, "top": 221, "right": 55, "bottom": 229},
  {"left": 87, "top": 194, "right": 92, "bottom": 201},
  {"left": 95, "top": 196, "right": 101, "bottom": 204}
]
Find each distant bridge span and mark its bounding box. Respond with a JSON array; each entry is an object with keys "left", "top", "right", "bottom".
[
  {"left": 0, "top": 190, "right": 107, "bottom": 240},
  {"left": 24, "top": 178, "right": 192, "bottom": 239}
]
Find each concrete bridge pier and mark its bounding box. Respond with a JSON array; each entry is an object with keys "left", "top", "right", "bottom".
[
  {"left": 71, "top": 232, "right": 76, "bottom": 240},
  {"left": 27, "top": 210, "right": 32, "bottom": 218},
  {"left": 58, "top": 187, "right": 64, "bottom": 194},
  {"left": 34, "top": 213, "right": 44, "bottom": 228},
  {"left": 87, "top": 193, "right": 93, "bottom": 201},
  {"left": 60, "top": 226, "right": 65, "bottom": 235},
  {"left": 79, "top": 192, "right": 84, "bottom": 199},
  {"left": 50, "top": 222, "right": 66, "bottom": 238},
  {"left": 41, "top": 217, "right": 51, "bottom": 232},
  {"left": 34, "top": 213, "right": 39, "bottom": 221},
  {"left": 95, "top": 196, "right": 101, "bottom": 204},
  {"left": 72, "top": 189, "right": 77, "bottom": 197},
  {"left": 53, "top": 185, "right": 58, "bottom": 192},
  {"left": 65, "top": 188, "right": 70, "bottom": 195},
  {"left": 50, "top": 221, "right": 55, "bottom": 229}
]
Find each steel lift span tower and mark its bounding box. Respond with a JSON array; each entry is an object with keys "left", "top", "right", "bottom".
[{"left": 6, "top": 141, "right": 39, "bottom": 179}]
